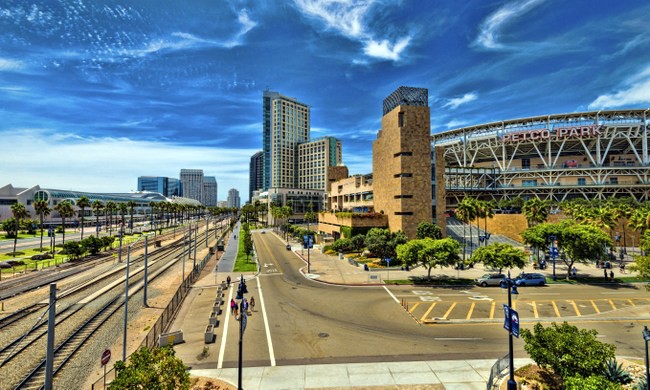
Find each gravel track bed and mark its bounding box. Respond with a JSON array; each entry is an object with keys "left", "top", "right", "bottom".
[{"left": 2, "top": 246, "right": 181, "bottom": 389}]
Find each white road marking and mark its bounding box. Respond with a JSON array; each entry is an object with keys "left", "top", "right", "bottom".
[
  {"left": 384, "top": 286, "right": 400, "bottom": 303},
  {"left": 601, "top": 292, "right": 634, "bottom": 294},
  {"left": 469, "top": 296, "right": 493, "bottom": 301},
  {"left": 217, "top": 284, "right": 234, "bottom": 369},
  {"left": 434, "top": 338, "right": 483, "bottom": 341},
  {"left": 257, "top": 276, "right": 276, "bottom": 366},
  {"left": 526, "top": 293, "right": 561, "bottom": 295}
]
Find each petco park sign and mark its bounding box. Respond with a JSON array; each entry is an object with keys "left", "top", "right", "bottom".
[{"left": 502, "top": 125, "right": 603, "bottom": 143}]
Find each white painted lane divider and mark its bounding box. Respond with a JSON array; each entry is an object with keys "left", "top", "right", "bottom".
[
  {"left": 383, "top": 285, "right": 400, "bottom": 303},
  {"left": 217, "top": 283, "right": 235, "bottom": 369},
  {"left": 257, "top": 276, "right": 276, "bottom": 366}
]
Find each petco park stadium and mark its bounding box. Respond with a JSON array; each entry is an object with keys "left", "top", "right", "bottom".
[{"left": 431, "top": 109, "right": 650, "bottom": 207}]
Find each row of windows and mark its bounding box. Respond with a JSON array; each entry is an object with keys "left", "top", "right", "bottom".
[
  {"left": 394, "top": 195, "right": 413, "bottom": 199},
  {"left": 394, "top": 173, "right": 413, "bottom": 178},
  {"left": 394, "top": 151, "right": 413, "bottom": 157}
]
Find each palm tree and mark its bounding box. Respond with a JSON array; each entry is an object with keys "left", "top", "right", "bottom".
[
  {"left": 10, "top": 202, "right": 30, "bottom": 256},
  {"left": 149, "top": 201, "right": 157, "bottom": 229},
  {"left": 457, "top": 197, "right": 479, "bottom": 257},
  {"left": 105, "top": 201, "right": 117, "bottom": 235},
  {"left": 126, "top": 200, "right": 137, "bottom": 233},
  {"left": 34, "top": 199, "right": 51, "bottom": 252},
  {"left": 54, "top": 201, "right": 74, "bottom": 244},
  {"left": 76, "top": 196, "right": 91, "bottom": 240},
  {"left": 92, "top": 200, "right": 104, "bottom": 237},
  {"left": 118, "top": 202, "right": 128, "bottom": 234},
  {"left": 522, "top": 197, "right": 550, "bottom": 227}
]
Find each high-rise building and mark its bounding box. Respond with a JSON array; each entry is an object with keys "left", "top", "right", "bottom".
[
  {"left": 203, "top": 176, "right": 218, "bottom": 207},
  {"left": 226, "top": 188, "right": 240, "bottom": 209},
  {"left": 249, "top": 151, "right": 263, "bottom": 202},
  {"left": 298, "top": 136, "right": 342, "bottom": 191},
  {"left": 137, "top": 176, "right": 181, "bottom": 197},
  {"left": 372, "top": 86, "right": 432, "bottom": 239},
  {"left": 180, "top": 169, "right": 204, "bottom": 204},
  {"left": 262, "top": 90, "right": 310, "bottom": 190}
]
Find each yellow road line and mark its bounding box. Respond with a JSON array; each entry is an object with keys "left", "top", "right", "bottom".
[
  {"left": 466, "top": 303, "right": 476, "bottom": 320},
  {"left": 532, "top": 301, "right": 538, "bottom": 318},
  {"left": 551, "top": 301, "right": 561, "bottom": 317},
  {"left": 257, "top": 234, "right": 283, "bottom": 272},
  {"left": 570, "top": 300, "right": 581, "bottom": 317},
  {"left": 628, "top": 299, "right": 636, "bottom": 307},
  {"left": 489, "top": 302, "right": 495, "bottom": 319},
  {"left": 442, "top": 303, "right": 457, "bottom": 319},
  {"left": 409, "top": 302, "right": 421, "bottom": 313},
  {"left": 609, "top": 299, "right": 617, "bottom": 311},
  {"left": 591, "top": 300, "right": 601, "bottom": 314},
  {"left": 512, "top": 300, "right": 516, "bottom": 310},
  {"left": 421, "top": 303, "right": 437, "bottom": 322}
]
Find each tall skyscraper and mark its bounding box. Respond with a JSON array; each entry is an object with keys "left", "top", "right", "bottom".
[
  {"left": 203, "top": 176, "right": 218, "bottom": 207},
  {"left": 137, "top": 176, "right": 181, "bottom": 197},
  {"left": 249, "top": 151, "right": 263, "bottom": 202},
  {"left": 298, "top": 136, "right": 342, "bottom": 190},
  {"left": 180, "top": 169, "right": 204, "bottom": 204},
  {"left": 227, "top": 188, "right": 240, "bottom": 209},
  {"left": 262, "top": 90, "right": 310, "bottom": 190}
]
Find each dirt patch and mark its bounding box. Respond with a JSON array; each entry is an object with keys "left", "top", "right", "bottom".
[
  {"left": 190, "top": 376, "right": 236, "bottom": 390},
  {"left": 500, "top": 364, "right": 563, "bottom": 390}
]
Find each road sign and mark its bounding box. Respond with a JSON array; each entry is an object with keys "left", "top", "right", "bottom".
[
  {"left": 511, "top": 309, "right": 520, "bottom": 338},
  {"left": 386, "top": 257, "right": 391, "bottom": 266},
  {"left": 101, "top": 349, "right": 111, "bottom": 366}
]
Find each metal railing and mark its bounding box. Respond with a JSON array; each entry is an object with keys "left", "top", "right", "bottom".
[{"left": 486, "top": 353, "right": 510, "bottom": 389}]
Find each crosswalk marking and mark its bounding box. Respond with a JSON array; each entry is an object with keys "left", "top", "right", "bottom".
[
  {"left": 421, "top": 303, "right": 436, "bottom": 322},
  {"left": 443, "top": 303, "right": 457, "bottom": 319},
  {"left": 629, "top": 299, "right": 636, "bottom": 307},
  {"left": 466, "top": 303, "right": 476, "bottom": 320},
  {"left": 489, "top": 302, "right": 495, "bottom": 319},
  {"left": 532, "top": 301, "right": 538, "bottom": 318}
]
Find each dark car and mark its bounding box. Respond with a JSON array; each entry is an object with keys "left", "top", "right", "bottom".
[
  {"left": 515, "top": 273, "right": 546, "bottom": 286},
  {"left": 286, "top": 244, "right": 291, "bottom": 250}
]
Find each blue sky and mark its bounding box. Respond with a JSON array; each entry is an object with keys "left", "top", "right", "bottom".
[{"left": 2, "top": 0, "right": 650, "bottom": 202}]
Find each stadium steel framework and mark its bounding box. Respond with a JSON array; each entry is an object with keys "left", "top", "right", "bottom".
[{"left": 431, "top": 109, "right": 650, "bottom": 207}]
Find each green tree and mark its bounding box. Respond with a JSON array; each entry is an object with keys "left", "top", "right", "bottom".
[
  {"left": 105, "top": 201, "right": 117, "bottom": 235},
  {"left": 62, "top": 241, "right": 85, "bottom": 260},
  {"left": 522, "top": 197, "right": 550, "bottom": 227},
  {"left": 118, "top": 202, "right": 128, "bottom": 232},
  {"left": 82, "top": 235, "right": 103, "bottom": 255},
  {"left": 34, "top": 199, "right": 51, "bottom": 252},
  {"left": 396, "top": 237, "right": 460, "bottom": 279},
  {"left": 1, "top": 218, "right": 18, "bottom": 239},
  {"left": 109, "top": 346, "right": 190, "bottom": 390},
  {"left": 560, "top": 222, "right": 612, "bottom": 279},
  {"left": 54, "top": 201, "right": 74, "bottom": 244},
  {"left": 521, "top": 322, "right": 615, "bottom": 380},
  {"left": 415, "top": 221, "right": 443, "bottom": 240},
  {"left": 468, "top": 242, "right": 527, "bottom": 274},
  {"left": 76, "top": 196, "right": 91, "bottom": 240},
  {"left": 127, "top": 200, "right": 137, "bottom": 233},
  {"left": 92, "top": 200, "right": 104, "bottom": 238},
  {"left": 350, "top": 234, "right": 366, "bottom": 252},
  {"left": 10, "top": 202, "right": 30, "bottom": 256},
  {"left": 365, "top": 228, "right": 407, "bottom": 264}
]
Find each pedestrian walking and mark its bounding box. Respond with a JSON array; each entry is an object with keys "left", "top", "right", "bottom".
[
  {"left": 604, "top": 269, "right": 608, "bottom": 281},
  {"left": 242, "top": 298, "right": 249, "bottom": 313},
  {"left": 230, "top": 298, "right": 237, "bottom": 316},
  {"left": 571, "top": 267, "right": 577, "bottom": 279},
  {"left": 227, "top": 275, "right": 231, "bottom": 285},
  {"left": 250, "top": 296, "right": 255, "bottom": 312},
  {"left": 610, "top": 270, "right": 614, "bottom": 281}
]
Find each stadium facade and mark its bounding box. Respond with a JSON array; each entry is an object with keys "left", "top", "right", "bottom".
[{"left": 432, "top": 109, "right": 650, "bottom": 209}]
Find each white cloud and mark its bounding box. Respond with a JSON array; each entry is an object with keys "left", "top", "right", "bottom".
[
  {"left": 1, "top": 129, "right": 254, "bottom": 200},
  {"left": 443, "top": 92, "right": 478, "bottom": 109},
  {"left": 293, "top": 0, "right": 411, "bottom": 61},
  {"left": 445, "top": 119, "right": 470, "bottom": 129},
  {"left": 588, "top": 65, "right": 650, "bottom": 109},
  {"left": 476, "top": 0, "right": 546, "bottom": 49},
  {"left": 0, "top": 58, "right": 23, "bottom": 71}
]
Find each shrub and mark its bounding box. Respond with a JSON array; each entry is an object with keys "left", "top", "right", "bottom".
[
  {"left": 332, "top": 238, "right": 353, "bottom": 253},
  {"left": 602, "top": 359, "right": 632, "bottom": 384},
  {"left": 564, "top": 375, "right": 621, "bottom": 390}
]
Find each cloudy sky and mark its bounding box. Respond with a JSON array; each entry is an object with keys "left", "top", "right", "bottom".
[{"left": 1, "top": 0, "right": 649, "bottom": 201}]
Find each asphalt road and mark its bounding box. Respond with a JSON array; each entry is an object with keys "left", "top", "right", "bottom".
[{"left": 216, "top": 232, "right": 650, "bottom": 369}]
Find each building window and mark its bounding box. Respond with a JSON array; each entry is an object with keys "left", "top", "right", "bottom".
[
  {"left": 393, "top": 173, "right": 413, "bottom": 178},
  {"left": 398, "top": 112, "right": 404, "bottom": 127},
  {"left": 522, "top": 180, "right": 537, "bottom": 187},
  {"left": 610, "top": 177, "right": 618, "bottom": 185},
  {"left": 394, "top": 195, "right": 413, "bottom": 199},
  {"left": 395, "top": 211, "right": 413, "bottom": 215},
  {"left": 393, "top": 151, "right": 413, "bottom": 157},
  {"left": 577, "top": 178, "right": 586, "bottom": 186},
  {"left": 521, "top": 158, "right": 530, "bottom": 170}
]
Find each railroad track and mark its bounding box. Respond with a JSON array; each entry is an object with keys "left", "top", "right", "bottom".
[{"left": 4, "top": 227, "right": 215, "bottom": 389}]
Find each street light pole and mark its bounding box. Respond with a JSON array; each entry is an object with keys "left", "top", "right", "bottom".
[
  {"left": 502, "top": 271, "right": 519, "bottom": 390},
  {"left": 549, "top": 235, "right": 557, "bottom": 281},
  {"left": 643, "top": 326, "right": 650, "bottom": 390}
]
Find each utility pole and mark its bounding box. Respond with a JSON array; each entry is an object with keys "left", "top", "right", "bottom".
[{"left": 44, "top": 283, "right": 56, "bottom": 390}]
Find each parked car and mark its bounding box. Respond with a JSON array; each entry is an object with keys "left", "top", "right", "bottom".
[
  {"left": 475, "top": 273, "right": 506, "bottom": 287},
  {"left": 515, "top": 273, "right": 546, "bottom": 286}
]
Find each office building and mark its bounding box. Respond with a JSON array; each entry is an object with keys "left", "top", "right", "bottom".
[
  {"left": 137, "top": 176, "right": 181, "bottom": 197},
  {"left": 262, "top": 90, "right": 310, "bottom": 190},
  {"left": 180, "top": 169, "right": 204, "bottom": 204},
  {"left": 203, "top": 176, "right": 218, "bottom": 207},
  {"left": 227, "top": 188, "right": 240, "bottom": 209},
  {"left": 249, "top": 151, "right": 263, "bottom": 202},
  {"left": 298, "top": 136, "right": 342, "bottom": 191}
]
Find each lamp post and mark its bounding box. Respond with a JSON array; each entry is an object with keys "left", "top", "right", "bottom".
[
  {"left": 501, "top": 271, "right": 519, "bottom": 390},
  {"left": 643, "top": 326, "right": 650, "bottom": 390},
  {"left": 549, "top": 235, "right": 557, "bottom": 281}
]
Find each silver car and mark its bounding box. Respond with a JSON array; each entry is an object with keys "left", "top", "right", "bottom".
[{"left": 475, "top": 273, "right": 506, "bottom": 287}]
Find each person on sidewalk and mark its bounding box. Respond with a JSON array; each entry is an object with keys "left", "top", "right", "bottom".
[
  {"left": 227, "top": 275, "right": 231, "bottom": 285},
  {"left": 610, "top": 270, "right": 614, "bottom": 281},
  {"left": 604, "top": 269, "right": 608, "bottom": 281},
  {"left": 230, "top": 298, "right": 237, "bottom": 316},
  {"left": 571, "top": 267, "right": 577, "bottom": 279},
  {"left": 250, "top": 296, "right": 255, "bottom": 312}
]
